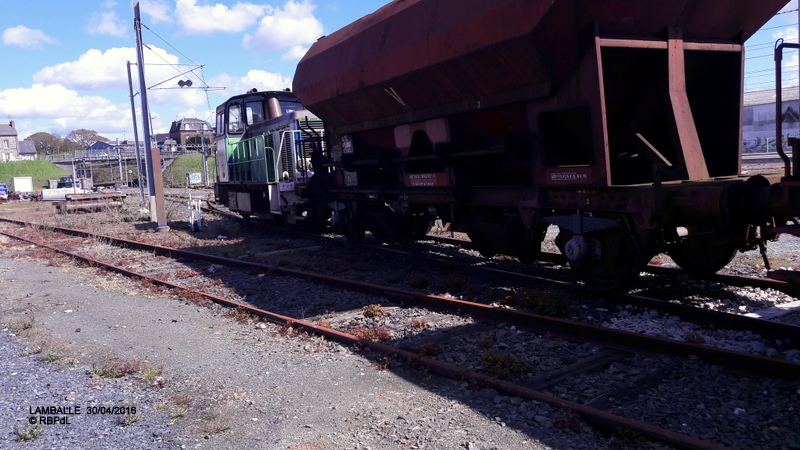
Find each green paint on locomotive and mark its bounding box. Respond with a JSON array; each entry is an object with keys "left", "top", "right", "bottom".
[{"left": 224, "top": 119, "right": 322, "bottom": 184}]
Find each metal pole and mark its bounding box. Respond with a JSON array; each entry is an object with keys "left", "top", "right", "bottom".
[
  {"left": 70, "top": 155, "right": 77, "bottom": 194},
  {"left": 126, "top": 61, "right": 145, "bottom": 202},
  {"left": 134, "top": 2, "right": 169, "bottom": 229},
  {"left": 117, "top": 146, "right": 123, "bottom": 186},
  {"left": 200, "top": 133, "right": 209, "bottom": 186}
]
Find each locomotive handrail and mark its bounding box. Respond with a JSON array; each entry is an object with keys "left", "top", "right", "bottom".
[{"left": 774, "top": 39, "right": 800, "bottom": 178}]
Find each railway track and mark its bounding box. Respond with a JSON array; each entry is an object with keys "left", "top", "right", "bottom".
[
  {"left": 1, "top": 215, "right": 799, "bottom": 448},
  {"left": 195, "top": 195, "right": 800, "bottom": 341},
  {"left": 419, "top": 233, "right": 800, "bottom": 298}
]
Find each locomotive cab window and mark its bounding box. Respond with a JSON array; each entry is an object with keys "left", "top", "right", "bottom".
[
  {"left": 539, "top": 107, "right": 593, "bottom": 167},
  {"left": 280, "top": 99, "right": 302, "bottom": 115},
  {"left": 246, "top": 101, "right": 265, "bottom": 125},
  {"left": 228, "top": 103, "right": 244, "bottom": 134}
]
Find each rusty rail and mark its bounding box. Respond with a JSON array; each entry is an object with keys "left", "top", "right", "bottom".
[{"left": 0, "top": 224, "right": 730, "bottom": 450}]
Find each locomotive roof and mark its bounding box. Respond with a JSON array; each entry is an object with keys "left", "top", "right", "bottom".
[
  {"left": 215, "top": 90, "right": 300, "bottom": 112},
  {"left": 225, "top": 90, "right": 297, "bottom": 102}
]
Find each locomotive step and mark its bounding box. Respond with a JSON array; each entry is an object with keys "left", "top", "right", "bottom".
[{"left": 767, "top": 269, "right": 800, "bottom": 285}]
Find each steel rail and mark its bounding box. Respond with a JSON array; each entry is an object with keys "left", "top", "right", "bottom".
[
  {"left": 370, "top": 242, "right": 800, "bottom": 347},
  {"left": 425, "top": 234, "right": 800, "bottom": 297},
  {"left": 0, "top": 225, "right": 728, "bottom": 450},
  {"left": 1, "top": 217, "right": 798, "bottom": 378}
]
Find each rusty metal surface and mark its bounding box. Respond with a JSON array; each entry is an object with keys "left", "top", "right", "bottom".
[
  {"left": 769, "top": 269, "right": 800, "bottom": 285},
  {"left": 294, "top": 0, "right": 787, "bottom": 134}
]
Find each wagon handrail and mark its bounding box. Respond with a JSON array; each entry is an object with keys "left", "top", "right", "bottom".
[{"left": 774, "top": 39, "right": 799, "bottom": 178}]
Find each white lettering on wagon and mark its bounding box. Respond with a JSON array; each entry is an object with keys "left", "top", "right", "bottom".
[
  {"left": 550, "top": 172, "right": 589, "bottom": 181},
  {"left": 405, "top": 173, "right": 446, "bottom": 186}
]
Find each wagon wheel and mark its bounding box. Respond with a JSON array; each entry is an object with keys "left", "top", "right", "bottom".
[
  {"left": 556, "top": 228, "right": 646, "bottom": 291},
  {"left": 668, "top": 242, "right": 738, "bottom": 277}
]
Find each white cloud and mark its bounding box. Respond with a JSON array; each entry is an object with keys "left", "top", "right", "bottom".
[
  {"left": 0, "top": 84, "right": 136, "bottom": 138},
  {"left": 244, "top": 0, "right": 322, "bottom": 53},
  {"left": 172, "top": 107, "right": 216, "bottom": 126},
  {"left": 773, "top": 26, "right": 799, "bottom": 42},
  {"left": 175, "top": 0, "right": 268, "bottom": 35},
  {"left": 0, "top": 84, "right": 86, "bottom": 117},
  {"left": 23, "top": 46, "right": 208, "bottom": 137},
  {"left": 139, "top": 0, "right": 172, "bottom": 24},
  {"left": 2, "top": 25, "right": 58, "bottom": 49},
  {"left": 282, "top": 45, "right": 309, "bottom": 61},
  {"left": 87, "top": 11, "right": 127, "bottom": 37},
  {"left": 211, "top": 70, "right": 293, "bottom": 95},
  {"left": 33, "top": 46, "right": 184, "bottom": 92}
]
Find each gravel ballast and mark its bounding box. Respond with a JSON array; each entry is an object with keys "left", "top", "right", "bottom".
[
  {"left": 0, "top": 252, "right": 605, "bottom": 449},
  {"left": 2, "top": 197, "right": 800, "bottom": 449}
]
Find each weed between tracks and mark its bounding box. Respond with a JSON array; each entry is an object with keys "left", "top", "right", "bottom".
[
  {"left": 349, "top": 326, "right": 393, "bottom": 342},
  {"left": 480, "top": 350, "right": 533, "bottom": 378},
  {"left": 409, "top": 318, "right": 429, "bottom": 329},
  {"left": 436, "top": 274, "right": 478, "bottom": 299},
  {"left": 92, "top": 357, "right": 163, "bottom": 382},
  {"left": 407, "top": 274, "right": 429, "bottom": 289},
  {"left": 411, "top": 342, "right": 442, "bottom": 357},
  {"left": 362, "top": 303, "right": 387, "bottom": 319},
  {"left": 503, "top": 287, "right": 573, "bottom": 316},
  {"left": 222, "top": 306, "right": 254, "bottom": 324},
  {"left": 5, "top": 315, "right": 34, "bottom": 333},
  {"left": 117, "top": 401, "right": 141, "bottom": 426},
  {"left": 14, "top": 424, "right": 44, "bottom": 442}
]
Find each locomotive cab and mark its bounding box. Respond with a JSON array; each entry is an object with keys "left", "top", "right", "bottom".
[{"left": 214, "top": 90, "right": 327, "bottom": 224}]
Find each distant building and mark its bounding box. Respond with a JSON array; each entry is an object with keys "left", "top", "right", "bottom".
[
  {"left": 18, "top": 141, "right": 36, "bottom": 160},
  {"left": 168, "top": 118, "right": 214, "bottom": 150},
  {"left": 0, "top": 121, "right": 19, "bottom": 162},
  {"left": 743, "top": 86, "right": 799, "bottom": 153},
  {"left": 76, "top": 141, "right": 115, "bottom": 159}
]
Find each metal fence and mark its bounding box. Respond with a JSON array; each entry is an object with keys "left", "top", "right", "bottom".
[{"left": 46, "top": 147, "right": 202, "bottom": 163}]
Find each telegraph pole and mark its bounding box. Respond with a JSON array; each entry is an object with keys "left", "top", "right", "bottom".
[{"left": 134, "top": 2, "right": 168, "bottom": 229}]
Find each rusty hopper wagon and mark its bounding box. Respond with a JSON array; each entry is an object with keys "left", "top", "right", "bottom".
[{"left": 292, "top": 0, "right": 799, "bottom": 289}]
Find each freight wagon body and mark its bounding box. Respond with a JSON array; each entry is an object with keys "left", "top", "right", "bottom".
[{"left": 292, "top": 0, "right": 798, "bottom": 289}]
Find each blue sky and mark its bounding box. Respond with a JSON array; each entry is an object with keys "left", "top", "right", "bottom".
[
  {"left": 0, "top": 0, "right": 388, "bottom": 141},
  {"left": 0, "top": 0, "right": 796, "bottom": 143},
  {"left": 744, "top": 0, "right": 799, "bottom": 91}
]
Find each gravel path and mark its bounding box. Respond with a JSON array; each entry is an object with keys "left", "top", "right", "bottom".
[{"left": 0, "top": 252, "right": 606, "bottom": 449}]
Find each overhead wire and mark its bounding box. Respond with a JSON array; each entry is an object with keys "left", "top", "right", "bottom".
[
  {"left": 743, "top": 8, "right": 799, "bottom": 92},
  {"left": 139, "top": 20, "right": 218, "bottom": 127}
]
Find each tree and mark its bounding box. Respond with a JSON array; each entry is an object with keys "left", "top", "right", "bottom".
[
  {"left": 65, "top": 129, "right": 110, "bottom": 150},
  {"left": 26, "top": 132, "right": 65, "bottom": 157}
]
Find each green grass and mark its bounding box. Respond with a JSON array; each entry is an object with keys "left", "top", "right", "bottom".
[
  {"left": 163, "top": 153, "right": 216, "bottom": 187},
  {"left": 0, "top": 161, "right": 69, "bottom": 189},
  {"left": 0, "top": 153, "right": 215, "bottom": 189}
]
